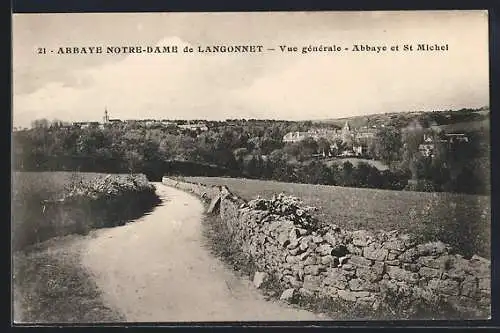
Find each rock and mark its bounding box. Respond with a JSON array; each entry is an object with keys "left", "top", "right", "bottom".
[
  {"left": 321, "top": 255, "right": 337, "bottom": 266},
  {"left": 349, "top": 278, "right": 365, "bottom": 291},
  {"left": 346, "top": 243, "right": 363, "bottom": 255},
  {"left": 253, "top": 271, "right": 268, "bottom": 289},
  {"left": 352, "top": 291, "right": 371, "bottom": 299},
  {"left": 363, "top": 245, "right": 388, "bottom": 261},
  {"left": 288, "top": 247, "right": 304, "bottom": 256},
  {"left": 299, "top": 251, "right": 311, "bottom": 261},
  {"left": 323, "top": 232, "right": 338, "bottom": 247},
  {"left": 386, "top": 266, "right": 419, "bottom": 284},
  {"left": 308, "top": 242, "right": 318, "bottom": 252},
  {"left": 303, "top": 275, "right": 321, "bottom": 291},
  {"left": 316, "top": 244, "right": 333, "bottom": 256},
  {"left": 286, "top": 255, "right": 299, "bottom": 264},
  {"left": 352, "top": 230, "right": 372, "bottom": 247},
  {"left": 460, "top": 276, "right": 478, "bottom": 298},
  {"left": 280, "top": 288, "right": 295, "bottom": 302},
  {"left": 289, "top": 228, "right": 300, "bottom": 241},
  {"left": 349, "top": 255, "right": 373, "bottom": 267},
  {"left": 402, "top": 263, "right": 420, "bottom": 273},
  {"left": 303, "top": 255, "right": 317, "bottom": 266},
  {"left": 384, "top": 239, "right": 406, "bottom": 252},
  {"left": 312, "top": 235, "right": 324, "bottom": 243},
  {"left": 385, "top": 260, "right": 400, "bottom": 266},
  {"left": 287, "top": 239, "right": 300, "bottom": 250},
  {"left": 207, "top": 194, "right": 221, "bottom": 213},
  {"left": 416, "top": 241, "right": 450, "bottom": 256},
  {"left": 299, "top": 241, "right": 310, "bottom": 251},
  {"left": 298, "top": 228, "right": 309, "bottom": 236},
  {"left": 443, "top": 267, "right": 467, "bottom": 281},
  {"left": 341, "top": 263, "right": 355, "bottom": 271},
  {"left": 471, "top": 254, "right": 490, "bottom": 264},
  {"left": 304, "top": 265, "right": 322, "bottom": 276},
  {"left": 387, "top": 251, "right": 399, "bottom": 261},
  {"left": 356, "top": 263, "right": 384, "bottom": 283},
  {"left": 324, "top": 272, "right": 348, "bottom": 289},
  {"left": 399, "top": 247, "right": 419, "bottom": 263},
  {"left": 417, "top": 255, "right": 446, "bottom": 269},
  {"left": 419, "top": 266, "right": 442, "bottom": 279}
]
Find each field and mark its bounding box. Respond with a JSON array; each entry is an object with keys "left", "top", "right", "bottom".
[
  {"left": 437, "top": 118, "right": 490, "bottom": 133},
  {"left": 12, "top": 171, "right": 99, "bottom": 200},
  {"left": 185, "top": 177, "right": 490, "bottom": 259},
  {"left": 323, "top": 158, "right": 389, "bottom": 171}
]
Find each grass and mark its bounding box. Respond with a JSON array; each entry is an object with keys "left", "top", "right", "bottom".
[
  {"left": 13, "top": 235, "right": 124, "bottom": 323},
  {"left": 185, "top": 177, "right": 490, "bottom": 259},
  {"left": 12, "top": 172, "right": 100, "bottom": 200}
]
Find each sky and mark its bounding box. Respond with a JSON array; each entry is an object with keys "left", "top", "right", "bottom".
[{"left": 12, "top": 11, "right": 489, "bottom": 128}]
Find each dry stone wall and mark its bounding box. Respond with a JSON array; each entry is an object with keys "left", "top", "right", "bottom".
[{"left": 162, "top": 177, "right": 491, "bottom": 318}]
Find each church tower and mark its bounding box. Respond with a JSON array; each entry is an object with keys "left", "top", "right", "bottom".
[
  {"left": 341, "top": 121, "right": 351, "bottom": 143},
  {"left": 103, "top": 107, "right": 109, "bottom": 123}
]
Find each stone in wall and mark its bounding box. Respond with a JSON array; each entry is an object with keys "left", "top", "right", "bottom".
[{"left": 163, "top": 178, "right": 491, "bottom": 318}]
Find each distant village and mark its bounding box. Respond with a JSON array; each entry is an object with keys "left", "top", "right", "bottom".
[{"left": 15, "top": 107, "right": 471, "bottom": 160}]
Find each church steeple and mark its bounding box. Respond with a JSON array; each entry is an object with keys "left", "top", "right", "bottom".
[
  {"left": 341, "top": 120, "right": 351, "bottom": 143},
  {"left": 343, "top": 121, "right": 350, "bottom": 131},
  {"left": 103, "top": 107, "right": 109, "bottom": 123}
]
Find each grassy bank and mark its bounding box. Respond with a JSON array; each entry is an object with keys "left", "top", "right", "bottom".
[
  {"left": 13, "top": 235, "right": 124, "bottom": 323},
  {"left": 12, "top": 171, "right": 161, "bottom": 323},
  {"left": 12, "top": 172, "right": 161, "bottom": 251},
  {"left": 186, "top": 176, "right": 490, "bottom": 259}
]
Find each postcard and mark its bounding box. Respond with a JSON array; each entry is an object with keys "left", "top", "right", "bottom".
[{"left": 12, "top": 10, "right": 491, "bottom": 323}]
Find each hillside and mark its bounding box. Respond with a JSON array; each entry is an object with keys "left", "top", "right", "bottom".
[
  {"left": 184, "top": 176, "right": 490, "bottom": 259},
  {"left": 314, "top": 107, "right": 490, "bottom": 131}
]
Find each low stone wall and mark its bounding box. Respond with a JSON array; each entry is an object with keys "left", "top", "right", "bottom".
[{"left": 162, "top": 177, "right": 491, "bottom": 318}]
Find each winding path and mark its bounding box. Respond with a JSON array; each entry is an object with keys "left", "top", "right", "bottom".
[{"left": 81, "top": 183, "right": 324, "bottom": 322}]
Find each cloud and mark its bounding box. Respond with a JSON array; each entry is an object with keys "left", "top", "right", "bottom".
[{"left": 13, "top": 25, "right": 489, "bottom": 128}]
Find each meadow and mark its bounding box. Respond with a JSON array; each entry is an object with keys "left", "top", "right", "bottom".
[
  {"left": 185, "top": 176, "right": 490, "bottom": 259},
  {"left": 323, "top": 157, "right": 389, "bottom": 171}
]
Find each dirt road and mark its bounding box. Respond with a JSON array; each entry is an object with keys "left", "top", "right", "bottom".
[{"left": 82, "top": 183, "right": 324, "bottom": 322}]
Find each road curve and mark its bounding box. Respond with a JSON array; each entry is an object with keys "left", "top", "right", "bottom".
[{"left": 81, "top": 183, "right": 324, "bottom": 322}]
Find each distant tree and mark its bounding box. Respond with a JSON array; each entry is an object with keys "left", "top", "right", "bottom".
[
  {"left": 31, "top": 118, "right": 49, "bottom": 129},
  {"left": 316, "top": 137, "right": 330, "bottom": 156},
  {"left": 374, "top": 126, "right": 402, "bottom": 166},
  {"left": 342, "top": 161, "right": 354, "bottom": 186}
]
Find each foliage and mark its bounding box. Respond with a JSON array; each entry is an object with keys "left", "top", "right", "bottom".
[{"left": 13, "top": 112, "right": 490, "bottom": 195}]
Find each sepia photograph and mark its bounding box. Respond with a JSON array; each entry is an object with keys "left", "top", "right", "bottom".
[{"left": 12, "top": 10, "right": 491, "bottom": 323}]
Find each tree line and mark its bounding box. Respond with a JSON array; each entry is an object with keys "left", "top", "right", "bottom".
[{"left": 12, "top": 116, "right": 490, "bottom": 195}]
